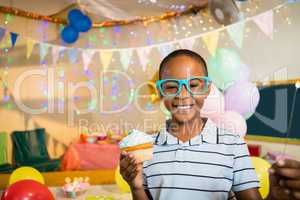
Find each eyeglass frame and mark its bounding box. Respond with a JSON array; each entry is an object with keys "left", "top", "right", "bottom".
[{"left": 156, "top": 76, "right": 211, "bottom": 97}]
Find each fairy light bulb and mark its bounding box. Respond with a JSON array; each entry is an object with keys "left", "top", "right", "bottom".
[{"left": 296, "top": 81, "right": 300, "bottom": 89}]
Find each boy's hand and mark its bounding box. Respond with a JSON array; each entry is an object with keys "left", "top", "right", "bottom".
[
  {"left": 119, "top": 151, "right": 144, "bottom": 191},
  {"left": 268, "top": 159, "right": 300, "bottom": 200}
]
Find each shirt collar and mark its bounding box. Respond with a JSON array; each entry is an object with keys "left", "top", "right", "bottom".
[{"left": 155, "top": 119, "right": 218, "bottom": 146}]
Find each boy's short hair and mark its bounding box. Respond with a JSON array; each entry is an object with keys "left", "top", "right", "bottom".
[{"left": 159, "top": 49, "right": 208, "bottom": 79}]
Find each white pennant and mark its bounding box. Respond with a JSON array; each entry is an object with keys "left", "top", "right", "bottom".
[
  {"left": 119, "top": 49, "right": 133, "bottom": 71},
  {"left": 39, "top": 43, "right": 50, "bottom": 62},
  {"left": 227, "top": 21, "right": 245, "bottom": 48},
  {"left": 52, "top": 46, "right": 65, "bottom": 64},
  {"left": 179, "top": 38, "right": 195, "bottom": 50},
  {"left": 253, "top": 10, "right": 274, "bottom": 40},
  {"left": 82, "top": 49, "right": 96, "bottom": 71},
  {"left": 158, "top": 44, "right": 174, "bottom": 59},
  {"left": 137, "top": 47, "right": 152, "bottom": 71}
]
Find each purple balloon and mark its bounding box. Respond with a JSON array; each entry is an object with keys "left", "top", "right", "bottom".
[{"left": 224, "top": 81, "right": 260, "bottom": 119}]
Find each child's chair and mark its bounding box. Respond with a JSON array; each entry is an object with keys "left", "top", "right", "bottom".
[
  {"left": 0, "top": 132, "right": 14, "bottom": 173},
  {"left": 11, "top": 128, "right": 61, "bottom": 172}
]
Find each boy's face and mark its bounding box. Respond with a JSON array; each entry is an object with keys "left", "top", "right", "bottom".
[{"left": 160, "top": 55, "right": 210, "bottom": 123}]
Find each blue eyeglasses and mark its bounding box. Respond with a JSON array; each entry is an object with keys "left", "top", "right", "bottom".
[{"left": 156, "top": 76, "right": 211, "bottom": 97}]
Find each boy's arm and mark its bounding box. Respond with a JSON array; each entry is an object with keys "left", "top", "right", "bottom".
[
  {"left": 232, "top": 136, "right": 262, "bottom": 200},
  {"left": 131, "top": 188, "right": 150, "bottom": 200},
  {"left": 235, "top": 188, "right": 263, "bottom": 200}
]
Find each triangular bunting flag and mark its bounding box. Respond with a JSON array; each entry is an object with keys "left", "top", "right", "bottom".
[
  {"left": 202, "top": 31, "right": 219, "bottom": 56},
  {"left": 253, "top": 10, "right": 274, "bottom": 40},
  {"left": 52, "top": 46, "right": 65, "bottom": 64},
  {"left": 68, "top": 48, "right": 78, "bottom": 64},
  {"left": 227, "top": 21, "right": 245, "bottom": 48},
  {"left": 119, "top": 49, "right": 133, "bottom": 71},
  {"left": 99, "top": 51, "right": 113, "bottom": 71},
  {"left": 179, "top": 38, "right": 195, "bottom": 50},
  {"left": 39, "top": 43, "right": 50, "bottom": 62},
  {"left": 10, "top": 32, "right": 18, "bottom": 48},
  {"left": 137, "top": 47, "right": 151, "bottom": 71},
  {"left": 26, "top": 39, "right": 36, "bottom": 59},
  {"left": 82, "top": 49, "right": 96, "bottom": 71},
  {"left": 158, "top": 44, "right": 173, "bottom": 59},
  {"left": 0, "top": 27, "right": 5, "bottom": 42}
]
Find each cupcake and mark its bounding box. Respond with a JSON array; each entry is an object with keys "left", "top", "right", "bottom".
[{"left": 119, "top": 129, "right": 154, "bottom": 162}]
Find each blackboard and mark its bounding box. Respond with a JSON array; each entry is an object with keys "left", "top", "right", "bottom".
[{"left": 247, "top": 84, "right": 300, "bottom": 139}]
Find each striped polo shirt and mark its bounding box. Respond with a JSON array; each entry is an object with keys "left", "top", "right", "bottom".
[{"left": 142, "top": 119, "right": 259, "bottom": 200}]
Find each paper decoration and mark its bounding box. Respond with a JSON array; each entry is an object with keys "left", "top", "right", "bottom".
[
  {"left": 137, "top": 47, "right": 152, "bottom": 71},
  {"left": 0, "top": 27, "right": 5, "bottom": 42},
  {"left": 10, "top": 32, "right": 18, "bottom": 48},
  {"left": 82, "top": 49, "right": 96, "bottom": 71},
  {"left": 26, "top": 39, "right": 36, "bottom": 59},
  {"left": 202, "top": 31, "right": 219, "bottom": 56},
  {"left": 99, "top": 51, "right": 114, "bottom": 71},
  {"left": 179, "top": 38, "right": 196, "bottom": 50},
  {"left": 68, "top": 48, "right": 78, "bottom": 64},
  {"left": 158, "top": 44, "right": 174, "bottom": 59},
  {"left": 119, "top": 49, "right": 133, "bottom": 71},
  {"left": 227, "top": 21, "right": 245, "bottom": 48},
  {"left": 39, "top": 42, "right": 50, "bottom": 62},
  {"left": 51, "top": 46, "right": 65, "bottom": 64},
  {"left": 253, "top": 10, "right": 274, "bottom": 39}
]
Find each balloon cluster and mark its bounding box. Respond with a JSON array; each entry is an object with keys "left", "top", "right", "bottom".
[
  {"left": 201, "top": 48, "right": 260, "bottom": 137},
  {"left": 61, "top": 9, "right": 92, "bottom": 44},
  {"left": 1, "top": 167, "right": 54, "bottom": 200}
]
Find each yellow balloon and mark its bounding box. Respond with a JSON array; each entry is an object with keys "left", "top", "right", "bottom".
[
  {"left": 115, "top": 167, "right": 131, "bottom": 193},
  {"left": 9, "top": 166, "right": 45, "bottom": 186},
  {"left": 250, "top": 157, "right": 271, "bottom": 199}
]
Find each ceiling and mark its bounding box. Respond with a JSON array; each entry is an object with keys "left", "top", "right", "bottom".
[{"left": 0, "top": 0, "right": 209, "bottom": 20}]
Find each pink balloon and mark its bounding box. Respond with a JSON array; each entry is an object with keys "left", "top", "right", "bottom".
[
  {"left": 211, "top": 111, "right": 247, "bottom": 137},
  {"left": 201, "top": 84, "right": 225, "bottom": 119},
  {"left": 224, "top": 81, "right": 260, "bottom": 119}
]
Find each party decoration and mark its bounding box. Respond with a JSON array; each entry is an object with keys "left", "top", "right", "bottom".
[
  {"left": 224, "top": 81, "right": 260, "bottom": 119},
  {"left": 211, "top": 111, "right": 247, "bottom": 136},
  {"left": 68, "top": 9, "right": 84, "bottom": 26},
  {"left": 82, "top": 49, "right": 96, "bottom": 71},
  {"left": 236, "top": 63, "right": 250, "bottom": 82},
  {"left": 0, "top": 4, "right": 207, "bottom": 28},
  {"left": 179, "top": 38, "right": 196, "bottom": 50},
  {"left": 137, "top": 47, "right": 152, "bottom": 71},
  {"left": 0, "top": 27, "right": 5, "bottom": 42},
  {"left": 253, "top": 10, "right": 274, "bottom": 40},
  {"left": 26, "top": 39, "right": 36, "bottom": 59},
  {"left": 207, "top": 48, "right": 241, "bottom": 90},
  {"left": 39, "top": 43, "right": 50, "bottom": 62},
  {"left": 99, "top": 51, "right": 114, "bottom": 71},
  {"left": 115, "top": 167, "right": 131, "bottom": 193},
  {"left": 73, "top": 15, "right": 92, "bottom": 33},
  {"left": 250, "top": 157, "right": 271, "bottom": 199},
  {"left": 209, "top": 0, "right": 240, "bottom": 25},
  {"left": 9, "top": 32, "right": 18, "bottom": 48},
  {"left": 296, "top": 81, "right": 300, "bottom": 89},
  {"left": 61, "top": 26, "right": 79, "bottom": 44},
  {"left": 201, "top": 84, "right": 225, "bottom": 119},
  {"left": 227, "top": 20, "right": 245, "bottom": 48},
  {"left": 202, "top": 31, "right": 219, "bottom": 56},
  {"left": 1, "top": 180, "right": 54, "bottom": 200},
  {"left": 9, "top": 166, "right": 45, "bottom": 186},
  {"left": 119, "top": 49, "right": 133, "bottom": 71}
]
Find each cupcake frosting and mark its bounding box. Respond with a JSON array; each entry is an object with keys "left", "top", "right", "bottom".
[{"left": 119, "top": 129, "right": 153, "bottom": 149}]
